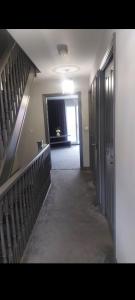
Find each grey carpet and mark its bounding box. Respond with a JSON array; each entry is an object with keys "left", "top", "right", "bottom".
[
  {"left": 22, "top": 170, "right": 114, "bottom": 263},
  {"left": 51, "top": 145, "right": 80, "bottom": 169}
]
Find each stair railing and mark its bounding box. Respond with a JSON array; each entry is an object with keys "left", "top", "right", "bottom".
[
  {"left": 0, "top": 144, "right": 51, "bottom": 263},
  {"left": 0, "top": 39, "right": 38, "bottom": 184}
]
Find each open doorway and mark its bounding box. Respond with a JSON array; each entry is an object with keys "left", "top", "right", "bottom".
[{"left": 43, "top": 92, "right": 83, "bottom": 170}]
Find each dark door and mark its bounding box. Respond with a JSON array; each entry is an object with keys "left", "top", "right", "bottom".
[
  {"left": 89, "top": 89, "right": 94, "bottom": 171},
  {"left": 104, "top": 59, "right": 114, "bottom": 234},
  {"left": 89, "top": 40, "right": 115, "bottom": 240},
  {"left": 89, "top": 77, "right": 97, "bottom": 181}
]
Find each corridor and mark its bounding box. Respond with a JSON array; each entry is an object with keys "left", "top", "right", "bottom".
[
  {"left": 22, "top": 170, "right": 114, "bottom": 263},
  {"left": 51, "top": 145, "right": 80, "bottom": 169}
]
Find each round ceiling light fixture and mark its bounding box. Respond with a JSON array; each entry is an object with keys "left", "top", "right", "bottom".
[{"left": 52, "top": 65, "right": 80, "bottom": 74}]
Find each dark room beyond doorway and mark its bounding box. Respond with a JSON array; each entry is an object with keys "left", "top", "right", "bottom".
[{"left": 43, "top": 93, "right": 82, "bottom": 170}]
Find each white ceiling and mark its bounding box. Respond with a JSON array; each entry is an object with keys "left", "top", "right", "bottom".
[{"left": 7, "top": 29, "right": 106, "bottom": 80}]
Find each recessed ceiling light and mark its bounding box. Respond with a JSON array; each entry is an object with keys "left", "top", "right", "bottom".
[
  {"left": 52, "top": 65, "right": 80, "bottom": 74},
  {"left": 62, "top": 79, "right": 74, "bottom": 94}
]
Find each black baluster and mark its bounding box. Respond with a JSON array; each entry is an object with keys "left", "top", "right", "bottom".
[
  {"left": 4, "top": 197, "right": 14, "bottom": 263},
  {"left": 0, "top": 78, "right": 8, "bottom": 146},
  {"left": 0, "top": 202, "right": 7, "bottom": 263},
  {"left": 24, "top": 171, "right": 30, "bottom": 234},
  {"left": 21, "top": 175, "right": 28, "bottom": 241},
  {"left": 9, "top": 190, "right": 18, "bottom": 263},
  {"left": 12, "top": 53, "right": 19, "bottom": 113},
  {"left": 1, "top": 70, "right": 11, "bottom": 136},
  {"left": 29, "top": 166, "right": 35, "bottom": 227},
  {"left": 17, "top": 49, "right": 23, "bottom": 98},
  {"left": 0, "top": 122, "right": 4, "bottom": 159},
  {"left": 17, "top": 179, "right": 25, "bottom": 252},
  {"left": 8, "top": 56, "right": 16, "bottom": 122},
  {"left": 14, "top": 47, "right": 21, "bottom": 105},
  {"left": 10, "top": 55, "right": 17, "bottom": 116},
  {"left": 5, "top": 63, "right": 14, "bottom": 129},
  {"left": 14, "top": 184, "right": 22, "bottom": 261}
]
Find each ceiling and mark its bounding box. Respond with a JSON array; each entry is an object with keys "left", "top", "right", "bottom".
[{"left": 7, "top": 29, "right": 106, "bottom": 80}]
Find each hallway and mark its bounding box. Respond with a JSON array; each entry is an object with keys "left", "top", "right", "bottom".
[
  {"left": 22, "top": 170, "right": 114, "bottom": 263},
  {"left": 51, "top": 145, "right": 80, "bottom": 169}
]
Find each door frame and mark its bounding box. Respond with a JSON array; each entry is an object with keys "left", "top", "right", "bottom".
[
  {"left": 88, "top": 33, "right": 116, "bottom": 258},
  {"left": 88, "top": 73, "right": 100, "bottom": 205},
  {"left": 99, "top": 33, "right": 116, "bottom": 248},
  {"left": 88, "top": 89, "right": 92, "bottom": 170},
  {"left": 42, "top": 91, "right": 83, "bottom": 169}
]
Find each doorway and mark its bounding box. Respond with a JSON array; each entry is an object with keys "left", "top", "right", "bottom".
[
  {"left": 43, "top": 92, "right": 83, "bottom": 170},
  {"left": 89, "top": 34, "right": 116, "bottom": 241},
  {"left": 103, "top": 59, "right": 115, "bottom": 235}
]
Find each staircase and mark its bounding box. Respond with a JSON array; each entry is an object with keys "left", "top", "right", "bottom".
[
  {"left": 0, "top": 30, "right": 38, "bottom": 185},
  {"left": 0, "top": 30, "right": 52, "bottom": 263}
]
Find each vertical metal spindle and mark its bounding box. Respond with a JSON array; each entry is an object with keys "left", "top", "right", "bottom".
[
  {"left": 17, "top": 179, "right": 25, "bottom": 252},
  {"left": 12, "top": 53, "right": 19, "bottom": 112},
  {"left": 9, "top": 55, "right": 16, "bottom": 122},
  {"left": 9, "top": 190, "right": 18, "bottom": 263},
  {"left": 0, "top": 202, "right": 7, "bottom": 263},
  {"left": 10, "top": 55, "right": 17, "bottom": 116},
  {"left": 4, "top": 197, "right": 14, "bottom": 263},
  {"left": 15, "top": 48, "right": 22, "bottom": 101},
  {"left": 24, "top": 171, "right": 30, "bottom": 234},
  {"left": 14, "top": 47, "right": 21, "bottom": 105},
  {"left": 14, "top": 184, "right": 22, "bottom": 261},
  {"left": 5, "top": 63, "right": 13, "bottom": 129},
  {"left": 21, "top": 175, "right": 28, "bottom": 241},
  {"left": 29, "top": 167, "right": 35, "bottom": 227},
  {"left": 0, "top": 122, "right": 4, "bottom": 159},
  {"left": 0, "top": 78, "right": 8, "bottom": 146},
  {"left": 1, "top": 70, "right": 11, "bottom": 136},
  {"left": 17, "top": 49, "right": 23, "bottom": 98}
]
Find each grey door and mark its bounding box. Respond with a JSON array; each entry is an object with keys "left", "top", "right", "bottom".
[
  {"left": 104, "top": 59, "right": 114, "bottom": 234},
  {"left": 89, "top": 77, "right": 97, "bottom": 181}
]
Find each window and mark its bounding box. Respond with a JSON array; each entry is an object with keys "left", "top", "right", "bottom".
[{"left": 65, "top": 98, "right": 79, "bottom": 144}]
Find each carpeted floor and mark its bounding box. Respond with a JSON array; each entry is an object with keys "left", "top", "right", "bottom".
[
  {"left": 51, "top": 145, "right": 80, "bottom": 169},
  {"left": 22, "top": 170, "right": 114, "bottom": 263}
]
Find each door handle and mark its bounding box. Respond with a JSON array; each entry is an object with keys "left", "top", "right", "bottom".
[
  {"left": 91, "top": 143, "right": 96, "bottom": 146},
  {"left": 110, "top": 156, "right": 114, "bottom": 164}
]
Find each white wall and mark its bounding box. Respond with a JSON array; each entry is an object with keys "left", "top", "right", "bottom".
[
  {"left": 91, "top": 29, "right": 135, "bottom": 263},
  {"left": 13, "top": 76, "right": 46, "bottom": 170},
  {"left": 15, "top": 76, "right": 89, "bottom": 168},
  {"left": 115, "top": 29, "right": 135, "bottom": 263}
]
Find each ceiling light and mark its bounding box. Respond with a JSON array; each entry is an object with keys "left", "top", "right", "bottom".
[
  {"left": 53, "top": 65, "right": 79, "bottom": 74},
  {"left": 62, "top": 79, "right": 74, "bottom": 94}
]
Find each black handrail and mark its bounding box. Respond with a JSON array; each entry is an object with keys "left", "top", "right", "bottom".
[{"left": 0, "top": 145, "right": 51, "bottom": 263}]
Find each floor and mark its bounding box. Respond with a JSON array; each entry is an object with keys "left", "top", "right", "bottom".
[
  {"left": 22, "top": 169, "right": 114, "bottom": 263},
  {"left": 51, "top": 145, "right": 80, "bottom": 169}
]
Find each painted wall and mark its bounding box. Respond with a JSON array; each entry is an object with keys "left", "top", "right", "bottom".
[
  {"left": 14, "top": 76, "right": 90, "bottom": 169},
  {"left": 115, "top": 29, "right": 135, "bottom": 263},
  {"left": 91, "top": 29, "right": 135, "bottom": 263}
]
